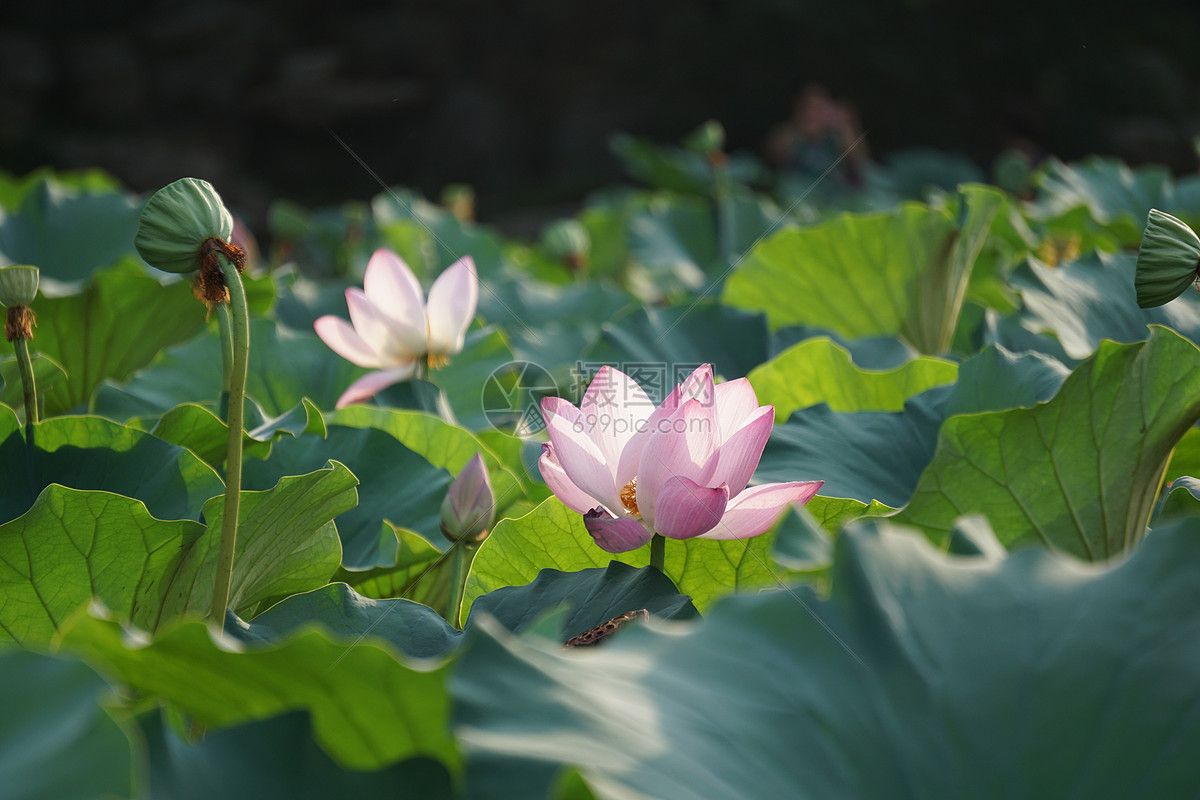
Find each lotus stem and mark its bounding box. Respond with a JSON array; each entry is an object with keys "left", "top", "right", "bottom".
[
  {"left": 650, "top": 533, "right": 666, "bottom": 573},
  {"left": 13, "top": 335, "right": 37, "bottom": 428},
  {"left": 209, "top": 254, "right": 250, "bottom": 631},
  {"left": 216, "top": 302, "right": 233, "bottom": 423},
  {"left": 447, "top": 543, "right": 471, "bottom": 629}
]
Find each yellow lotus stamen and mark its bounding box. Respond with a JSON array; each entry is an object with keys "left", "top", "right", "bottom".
[
  {"left": 620, "top": 477, "right": 640, "bottom": 518},
  {"left": 428, "top": 352, "right": 451, "bottom": 370}
]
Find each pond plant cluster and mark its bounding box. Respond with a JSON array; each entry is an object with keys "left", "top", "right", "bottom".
[{"left": 3, "top": 124, "right": 1200, "bottom": 798}]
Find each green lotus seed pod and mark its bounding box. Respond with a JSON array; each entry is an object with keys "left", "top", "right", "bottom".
[
  {"left": 540, "top": 219, "right": 589, "bottom": 260},
  {"left": 135, "top": 178, "right": 234, "bottom": 274},
  {"left": 1134, "top": 209, "right": 1200, "bottom": 308},
  {"left": 0, "top": 265, "right": 39, "bottom": 307},
  {"left": 683, "top": 120, "right": 725, "bottom": 154}
]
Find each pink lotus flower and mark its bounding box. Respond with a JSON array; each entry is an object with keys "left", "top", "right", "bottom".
[
  {"left": 539, "top": 364, "right": 822, "bottom": 552},
  {"left": 315, "top": 249, "right": 478, "bottom": 408}
]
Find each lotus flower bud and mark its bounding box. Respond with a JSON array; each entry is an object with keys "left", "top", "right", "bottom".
[
  {"left": 440, "top": 453, "right": 495, "bottom": 544},
  {"left": 1134, "top": 209, "right": 1200, "bottom": 308},
  {"left": 683, "top": 120, "right": 726, "bottom": 155},
  {"left": 541, "top": 220, "right": 589, "bottom": 271},
  {"left": 0, "top": 265, "right": 39, "bottom": 308}
]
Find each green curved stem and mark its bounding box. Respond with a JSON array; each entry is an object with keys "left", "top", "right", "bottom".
[
  {"left": 13, "top": 336, "right": 37, "bottom": 428},
  {"left": 14, "top": 334, "right": 37, "bottom": 492},
  {"left": 650, "top": 534, "right": 666, "bottom": 573},
  {"left": 209, "top": 258, "right": 250, "bottom": 631},
  {"left": 215, "top": 303, "right": 233, "bottom": 422},
  {"left": 447, "top": 544, "right": 472, "bottom": 630}
]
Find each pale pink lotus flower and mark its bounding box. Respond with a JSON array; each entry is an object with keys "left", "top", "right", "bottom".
[
  {"left": 315, "top": 249, "right": 478, "bottom": 408},
  {"left": 539, "top": 364, "right": 822, "bottom": 552}
]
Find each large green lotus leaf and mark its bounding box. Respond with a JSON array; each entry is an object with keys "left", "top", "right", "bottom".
[
  {"left": 756, "top": 387, "right": 949, "bottom": 507},
  {"left": 1165, "top": 427, "right": 1200, "bottom": 486},
  {"left": 153, "top": 462, "right": 357, "bottom": 624},
  {"left": 141, "top": 399, "right": 325, "bottom": 470},
  {"left": 230, "top": 581, "right": 460, "bottom": 660},
  {"left": 60, "top": 613, "right": 459, "bottom": 772},
  {"left": 901, "top": 328, "right": 1200, "bottom": 558},
  {"left": 327, "top": 406, "right": 531, "bottom": 512},
  {"left": 0, "top": 486, "right": 203, "bottom": 646},
  {"left": 942, "top": 343, "right": 1071, "bottom": 416},
  {"left": 452, "top": 517, "right": 1200, "bottom": 799},
  {"left": 372, "top": 187, "right": 506, "bottom": 280},
  {"left": 770, "top": 325, "right": 919, "bottom": 369},
  {"left": 0, "top": 179, "right": 141, "bottom": 283},
  {"left": 333, "top": 524, "right": 457, "bottom": 612},
  {"left": 140, "top": 709, "right": 454, "bottom": 800},
  {"left": 468, "top": 561, "right": 698, "bottom": 642},
  {"left": 476, "top": 277, "right": 632, "bottom": 382},
  {"left": 241, "top": 426, "right": 450, "bottom": 571},
  {"left": 1008, "top": 251, "right": 1200, "bottom": 360},
  {"left": 1154, "top": 476, "right": 1200, "bottom": 523},
  {"left": 31, "top": 260, "right": 208, "bottom": 414},
  {"left": 271, "top": 268, "right": 355, "bottom": 331},
  {"left": 461, "top": 497, "right": 779, "bottom": 625},
  {"left": 235, "top": 563, "right": 695, "bottom": 661},
  {"left": 771, "top": 507, "right": 834, "bottom": 571},
  {"left": 722, "top": 185, "right": 1005, "bottom": 354},
  {"left": 756, "top": 345, "right": 1070, "bottom": 508},
  {"left": 748, "top": 336, "right": 957, "bottom": 418},
  {"left": 0, "top": 353, "right": 67, "bottom": 416},
  {"left": 91, "top": 319, "right": 365, "bottom": 419},
  {"left": 0, "top": 650, "right": 139, "bottom": 800},
  {"left": 582, "top": 303, "right": 771, "bottom": 386},
  {"left": 426, "top": 327, "right": 517, "bottom": 431},
  {"left": 0, "top": 463, "right": 354, "bottom": 645},
  {"left": 0, "top": 415, "right": 224, "bottom": 524},
  {"left": 627, "top": 193, "right": 719, "bottom": 298},
  {"left": 1028, "top": 156, "right": 1200, "bottom": 245},
  {"left": 805, "top": 496, "right": 896, "bottom": 533}
]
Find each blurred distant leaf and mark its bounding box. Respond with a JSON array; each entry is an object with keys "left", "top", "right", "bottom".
[
  {"left": 0, "top": 179, "right": 140, "bottom": 283},
  {"left": 0, "top": 651, "right": 137, "bottom": 799}
]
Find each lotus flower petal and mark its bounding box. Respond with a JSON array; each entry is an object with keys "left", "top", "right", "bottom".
[
  {"left": 700, "top": 481, "right": 824, "bottom": 540},
  {"left": 538, "top": 443, "right": 600, "bottom": 516},
  {"left": 653, "top": 476, "right": 729, "bottom": 540},
  {"left": 584, "top": 508, "right": 653, "bottom": 553},
  {"left": 345, "top": 288, "right": 402, "bottom": 359},
  {"left": 314, "top": 315, "right": 386, "bottom": 369},
  {"left": 542, "top": 397, "right": 621, "bottom": 513},
  {"left": 637, "top": 398, "right": 720, "bottom": 528},
  {"left": 714, "top": 378, "right": 760, "bottom": 440},
  {"left": 426, "top": 256, "right": 478, "bottom": 355},
  {"left": 711, "top": 405, "right": 775, "bottom": 497},
  {"left": 334, "top": 363, "right": 419, "bottom": 408},
  {"left": 580, "top": 365, "right": 655, "bottom": 473},
  {"left": 363, "top": 249, "right": 427, "bottom": 347}
]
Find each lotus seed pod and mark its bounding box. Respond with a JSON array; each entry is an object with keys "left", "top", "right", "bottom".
[
  {"left": 0, "top": 265, "right": 39, "bottom": 307},
  {"left": 683, "top": 119, "right": 726, "bottom": 154},
  {"left": 135, "top": 178, "right": 234, "bottom": 274},
  {"left": 1134, "top": 209, "right": 1200, "bottom": 309}
]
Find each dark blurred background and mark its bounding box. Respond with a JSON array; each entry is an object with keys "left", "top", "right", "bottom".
[{"left": 2, "top": 0, "right": 1199, "bottom": 229}]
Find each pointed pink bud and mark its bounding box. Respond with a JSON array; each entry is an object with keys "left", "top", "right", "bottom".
[{"left": 440, "top": 453, "right": 495, "bottom": 544}]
